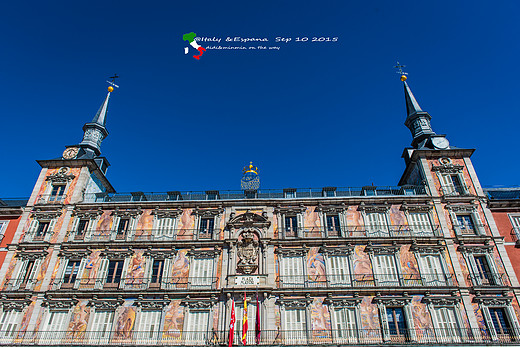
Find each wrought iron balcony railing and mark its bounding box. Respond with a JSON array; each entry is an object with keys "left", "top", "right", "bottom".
[
  {"left": 468, "top": 272, "right": 508, "bottom": 287},
  {"left": 82, "top": 185, "right": 427, "bottom": 203},
  {"left": 277, "top": 273, "right": 456, "bottom": 288},
  {"left": 49, "top": 276, "right": 218, "bottom": 291},
  {"left": 282, "top": 224, "right": 442, "bottom": 238},
  {"left": 67, "top": 228, "right": 222, "bottom": 242},
  {"left": 2, "top": 278, "right": 37, "bottom": 291},
  {"left": 0, "top": 328, "right": 517, "bottom": 345},
  {"left": 35, "top": 194, "right": 67, "bottom": 204}
]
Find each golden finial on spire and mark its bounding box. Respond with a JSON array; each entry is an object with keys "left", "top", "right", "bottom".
[
  {"left": 394, "top": 61, "right": 408, "bottom": 81},
  {"left": 106, "top": 74, "right": 120, "bottom": 93},
  {"left": 243, "top": 161, "right": 258, "bottom": 175}
]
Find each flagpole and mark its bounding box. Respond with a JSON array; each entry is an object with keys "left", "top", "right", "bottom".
[
  {"left": 255, "top": 286, "right": 261, "bottom": 345},
  {"left": 242, "top": 290, "right": 248, "bottom": 345},
  {"left": 229, "top": 298, "right": 235, "bottom": 347}
]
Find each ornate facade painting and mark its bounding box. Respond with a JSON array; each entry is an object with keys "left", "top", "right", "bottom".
[
  {"left": 389, "top": 205, "right": 407, "bottom": 226},
  {"left": 400, "top": 245, "right": 420, "bottom": 277},
  {"left": 114, "top": 301, "right": 136, "bottom": 340},
  {"left": 352, "top": 246, "right": 371, "bottom": 275},
  {"left": 177, "top": 209, "right": 195, "bottom": 240},
  {"left": 304, "top": 207, "right": 320, "bottom": 236},
  {"left": 310, "top": 298, "right": 331, "bottom": 339},
  {"left": 66, "top": 301, "right": 90, "bottom": 339},
  {"left": 34, "top": 250, "right": 53, "bottom": 291},
  {"left": 163, "top": 301, "right": 184, "bottom": 337},
  {"left": 18, "top": 299, "right": 36, "bottom": 333},
  {"left": 126, "top": 250, "right": 146, "bottom": 288},
  {"left": 359, "top": 296, "right": 379, "bottom": 336},
  {"left": 306, "top": 247, "right": 325, "bottom": 282},
  {"left": 410, "top": 295, "right": 432, "bottom": 333}
]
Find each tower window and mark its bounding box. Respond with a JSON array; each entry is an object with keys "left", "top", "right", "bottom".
[
  {"left": 456, "top": 215, "right": 476, "bottom": 235},
  {"left": 49, "top": 184, "right": 66, "bottom": 202}
]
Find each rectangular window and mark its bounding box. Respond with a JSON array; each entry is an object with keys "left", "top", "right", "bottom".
[
  {"left": 155, "top": 218, "right": 175, "bottom": 240},
  {"left": 0, "top": 310, "right": 22, "bottom": 340},
  {"left": 0, "top": 221, "right": 9, "bottom": 238},
  {"left": 432, "top": 307, "right": 460, "bottom": 342},
  {"left": 199, "top": 218, "right": 214, "bottom": 239},
  {"left": 281, "top": 256, "right": 304, "bottom": 287},
  {"left": 50, "top": 184, "right": 66, "bottom": 202},
  {"left": 90, "top": 311, "right": 114, "bottom": 343},
  {"left": 327, "top": 256, "right": 351, "bottom": 286},
  {"left": 284, "top": 216, "right": 298, "bottom": 237},
  {"left": 117, "top": 218, "right": 130, "bottom": 239},
  {"left": 35, "top": 221, "right": 50, "bottom": 240},
  {"left": 76, "top": 219, "right": 89, "bottom": 239},
  {"left": 190, "top": 258, "right": 213, "bottom": 288},
  {"left": 42, "top": 311, "right": 68, "bottom": 335},
  {"left": 333, "top": 308, "right": 357, "bottom": 342},
  {"left": 325, "top": 215, "right": 341, "bottom": 236},
  {"left": 489, "top": 308, "right": 512, "bottom": 337},
  {"left": 473, "top": 255, "right": 497, "bottom": 285},
  {"left": 418, "top": 255, "right": 447, "bottom": 286},
  {"left": 63, "top": 260, "right": 81, "bottom": 286},
  {"left": 409, "top": 213, "right": 433, "bottom": 236},
  {"left": 284, "top": 191, "right": 296, "bottom": 199},
  {"left": 136, "top": 310, "right": 162, "bottom": 341},
  {"left": 236, "top": 302, "right": 257, "bottom": 341},
  {"left": 150, "top": 259, "right": 164, "bottom": 286},
  {"left": 386, "top": 307, "right": 408, "bottom": 340},
  {"left": 440, "top": 174, "right": 465, "bottom": 196},
  {"left": 285, "top": 309, "right": 306, "bottom": 343},
  {"left": 185, "top": 310, "right": 209, "bottom": 344},
  {"left": 373, "top": 255, "right": 399, "bottom": 286},
  {"left": 366, "top": 213, "right": 389, "bottom": 237},
  {"left": 456, "top": 215, "right": 476, "bottom": 235},
  {"left": 106, "top": 260, "right": 124, "bottom": 285},
  {"left": 22, "top": 260, "right": 37, "bottom": 288},
  {"left": 509, "top": 215, "right": 520, "bottom": 240}
]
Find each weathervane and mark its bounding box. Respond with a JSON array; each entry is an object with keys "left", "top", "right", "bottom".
[
  {"left": 106, "top": 74, "right": 120, "bottom": 93},
  {"left": 394, "top": 61, "right": 408, "bottom": 81}
]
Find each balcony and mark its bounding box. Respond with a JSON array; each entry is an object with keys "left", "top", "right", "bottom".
[
  {"left": 83, "top": 185, "right": 427, "bottom": 203},
  {"left": 467, "top": 272, "right": 508, "bottom": 287},
  {"left": 2, "top": 328, "right": 517, "bottom": 345},
  {"left": 34, "top": 194, "right": 67, "bottom": 205},
  {"left": 277, "top": 273, "right": 456, "bottom": 288},
  {"left": 2, "top": 278, "right": 37, "bottom": 291},
  {"left": 67, "top": 228, "right": 223, "bottom": 242},
  {"left": 281, "top": 225, "right": 442, "bottom": 239},
  {"left": 49, "top": 277, "right": 218, "bottom": 291}
]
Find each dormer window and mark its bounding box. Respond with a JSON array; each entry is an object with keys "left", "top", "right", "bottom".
[{"left": 49, "top": 184, "right": 66, "bottom": 202}]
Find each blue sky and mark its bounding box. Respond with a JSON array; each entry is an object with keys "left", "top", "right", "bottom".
[{"left": 1, "top": 1, "right": 519, "bottom": 197}]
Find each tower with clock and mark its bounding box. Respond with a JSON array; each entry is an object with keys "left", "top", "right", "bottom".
[{"left": 241, "top": 162, "right": 260, "bottom": 191}]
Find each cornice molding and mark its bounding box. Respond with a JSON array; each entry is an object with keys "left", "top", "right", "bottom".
[
  {"left": 72, "top": 207, "right": 103, "bottom": 219},
  {"left": 400, "top": 202, "right": 432, "bottom": 213},
  {"left": 227, "top": 211, "right": 270, "bottom": 230},
  {"left": 191, "top": 207, "right": 224, "bottom": 217},
  {"left": 364, "top": 242, "right": 400, "bottom": 255},
  {"left": 372, "top": 295, "right": 412, "bottom": 306},
  {"left": 276, "top": 294, "right": 312, "bottom": 308},
  {"left": 422, "top": 295, "right": 461, "bottom": 306},
  {"left": 112, "top": 207, "right": 143, "bottom": 218},
  {"left": 473, "top": 296, "right": 512, "bottom": 306},
  {"left": 0, "top": 295, "right": 32, "bottom": 311},
  {"left": 315, "top": 203, "right": 348, "bottom": 214},
  {"left": 324, "top": 296, "right": 362, "bottom": 307},
  {"left": 274, "top": 205, "right": 307, "bottom": 215},
  {"left": 143, "top": 247, "right": 177, "bottom": 259},
  {"left": 275, "top": 247, "right": 308, "bottom": 257},
  {"left": 152, "top": 207, "right": 183, "bottom": 219},
  {"left": 181, "top": 295, "right": 217, "bottom": 309},
  {"left": 187, "top": 246, "right": 221, "bottom": 259},
  {"left": 31, "top": 208, "right": 62, "bottom": 220},
  {"left": 358, "top": 202, "right": 389, "bottom": 213},
  {"left": 88, "top": 295, "right": 124, "bottom": 310},
  {"left": 458, "top": 243, "right": 494, "bottom": 254},
  {"left": 15, "top": 249, "right": 49, "bottom": 260},
  {"left": 319, "top": 245, "right": 354, "bottom": 256}
]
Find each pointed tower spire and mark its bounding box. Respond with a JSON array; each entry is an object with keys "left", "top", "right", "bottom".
[{"left": 77, "top": 77, "right": 118, "bottom": 158}]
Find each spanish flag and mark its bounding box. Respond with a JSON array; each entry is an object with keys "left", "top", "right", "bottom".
[{"left": 242, "top": 293, "right": 248, "bottom": 345}]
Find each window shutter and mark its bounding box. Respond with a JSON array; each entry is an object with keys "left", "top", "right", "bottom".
[
  {"left": 26, "top": 258, "right": 42, "bottom": 290},
  {"left": 162, "top": 258, "right": 173, "bottom": 290},
  {"left": 85, "top": 217, "right": 97, "bottom": 241},
  {"left": 506, "top": 306, "right": 520, "bottom": 337},
  {"left": 119, "top": 258, "right": 131, "bottom": 289},
  {"left": 404, "top": 304, "right": 416, "bottom": 341},
  {"left": 10, "top": 260, "right": 27, "bottom": 290},
  {"left": 111, "top": 216, "right": 121, "bottom": 240},
  {"left": 0, "top": 310, "right": 22, "bottom": 339},
  {"left": 70, "top": 218, "right": 80, "bottom": 241},
  {"left": 296, "top": 214, "right": 304, "bottom": 237},
  {"left": 328, "top": 256, "right": 350, "bottom": 285},
  {"left": 95, "top": 259, "right": 109, "bottom": 289},
  {"left": 44, "top": 219, "right": 57, "bottom": 242},
  {"left": 25, "top": 219, "right": 39, "bottom": 242},
  {"left": 90, "top": 310, "right": 114, "bottom": 343},
  {"left": 409, "top": 213, "right": 433, "bottom": 236},
  {"left": 481, "top": 306, "right": 497, "bottom": 340},
  {"left": 191, "top": 258, "right": 213, "bottom": 288},
  {"left": 73, "top": 258, "right": 88, "bottom": 289},
  {"left": 378, "top": 304, "right": 390, "bottom": 341},
  {"left": 465, "top": 255, "right": 481, "bottom": 286},
  {"left": 138, "top": 310, "right": 162, "bottom": 339},
  {"left": 53, "top": 258, "right": 69, "bottom": 290},
  {"left": 440, "top": 174, "right": 456, "bottom": 195},
  {"left": 143, "top": 256, "right": 153, "bottom": 289},
  {"left": 283, "top": 257, "right": 304, "bottom": 285},
  {"left": 449, "top": 212, "right": 461, "bottom": 235},
  {"left": 470, "top": 211, "right": 486, "bottom": 236},
  {"left": 374, "top": 255, "right": 398, "bottom": 286}
]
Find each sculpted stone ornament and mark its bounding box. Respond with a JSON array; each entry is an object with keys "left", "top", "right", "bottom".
[{"left": 237, "top": 230, "right": 259, "bottom": 274}]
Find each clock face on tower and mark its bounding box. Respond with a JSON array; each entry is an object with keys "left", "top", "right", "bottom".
[
  {"left": 431, "top": 137, "right": 450, "bottom": 149},
  {"left": 63, "top": 147, "right": 79, "bottom": 160}
]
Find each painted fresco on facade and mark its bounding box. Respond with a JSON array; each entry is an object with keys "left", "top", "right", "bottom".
[
  {"left": 304, "top": 207, "right": 320, "bottom": 237},
  {"left": 79, "top": 250, "right": 102, "bottom": 288},
  {"left": 66, "top": 300, "right": 90, "bottom": 339},
  {"left": 126, "top": 250, "right": 146, "bottom": 288},
  {"left": 49, "top": 213, "right": 65, "bottom": 243},
  {"left": 345, "top": 206, "right": 363, "bottom": 227},
  {"left": 215, "top": 252, "right": 223, "bottom": 286},
  {"left": 389, "top": 205, "right": 407, "bottom": 227},
  {"left": 359, "top": 297, "right": 379, "bottom": 337},
  {"left": 457, "top": 252, "right": 472, "bottom": 287},
  {"left": 410, "top": 295, "right": 432, "bottom": 334},
  {"left": 35, "top": 167, "right": 82, "bottom": 205},
  {"left": 472, "top": 300, "right": 486, "bottom": 331},
  {"left": 178, "top": 209, "right": 195, "bottom": 240},
  {"left": 307, "top": 247, "right": 325, "bottom": 282},
  {"left": 2, "top": 256, "right": 18, "bottom": 289},
  {"left": 97, "top": 211, "right": 112, "bottom": 230},
  {"left": 171, "top": 249, "right": 190, "bottom": 283},
  {"left": 163, "top": 301, "right": 184, "bottom": 337},
  {"left": 272, "top": 212, "right": 278, "bottom": 239},
  {"left": 49, "top": 256, "right": 61, "bottom": 286},
  {"left": 34, "top": 250, "right": 53, "bottom": 291},
  {"left": 310, "top": 298, "right": 331, "bottom": 340},
  {"left": 399, "top": 245, "right": 420, "bottom": 278},
  {"left": 18, "top": 298, "right": 36, "bottom": 333},
  {"left": 352, "top": 246, "right": 372, "bottom": 275},
  {"left": 135, "top": 210, "right": 153, "bottom": 239},
  {"left": 114, "top": 301, "right": 136, "bottom": 340}
]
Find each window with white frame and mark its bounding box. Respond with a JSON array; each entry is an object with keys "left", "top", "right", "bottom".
[
  {"left": 49, "top": 183, "right": 67, "bottom": 202},
  {"left": 429, "top": 306, "right": 462, "bottom": 342},
  {"left": 111, "top": 213, "right": 140, "bottom": 241},
  {"left": 143, "top": 254, "right": 173, "bottom": 290},
  {"left": 365, "top": 213, "right": 389, "bottom": 237},
  {"left": 332, "top": 307, "right": 358, "bottom": 342},
  {"left": 0, "top": 221, "right": 8, "bottom": 239},
  {"left": 52, "top": 257, "right": 87, "bottom": 290},
  {"left": 95, "top": 257, "right": 130, "bottom": 289},
  {"left": 376, "top": 299, "right": 415, "bottom": 342},
  {"left": 90, "top": 310, "right": 114, "bottom": 343},
  {"left": 190, "top": 258, "right": 213, "bottom": 288},
  {"left": 480, "top": 303, "right": 520, "bottom": 341},
  {"left": 439, "top": 174, "right": 467, "bottom": 196},
  {"left": 509, "top": 215, "right": 520, "bottom": 240},
  {"left": 153, "top": 217, "right": 177, "bottom": 241},
  {"left": 408, "top": 213, "right": 433, "bottom": 236},
  {"left": 462, "top": 250, "right": 501, "bottom": 286},
  {"left": 236, "top": 301, "right": 257, "bottom": 344},
  {"left": 417, "top": 254, "right": 449, "bottom": 286},
  {"left": 284, "top": 308, "right": 307, "bottom": 343},
  {"left": 447, "top": 206, "right": 486, "bottom": 236},
  {"left": 326, "top": 255, "right": 351, "bottom": 286},
  {"left": 0, "top": 310, "right": 22, "bottom": 341},
  {"left": 325, "top": 214, "right": 341, "bottom": 236},
  {"left": 199, "top": 218, "right": 214, "bottom": 239},
  {"left": 280, "top": 255, "right": 305, "bottom": 287},
  {"left": 136, "top": 310, "right": 162, "bottom": 341},
  {"left": 10, "top": 256, "right": 42, "bottom": 290},
  {"left": 184, "top": 309, "right": 210, "bottom": 344},
  {"left": 372, "top": 254, "right": 400, "bottom": 286},
  {"left": 41, "top": 310, "right": 69, "bottom": 339},
  {"left": 71, "top": 216, "right": 98, "bottom": 241},
  {"left": 26, "top": 218, "right": 57, "bottom": 242}
]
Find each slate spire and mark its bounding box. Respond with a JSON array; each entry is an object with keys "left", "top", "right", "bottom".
[
  {"left": 402, "top": 79, "right": 436, "bottom": 148},
  {"left": 78, "top": 89, "right": 112, "bottom": 158}
]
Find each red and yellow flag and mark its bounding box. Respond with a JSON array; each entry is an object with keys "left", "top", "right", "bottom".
[
  {"left": 229, "top": 299, "right": 235, "bottom": 347},
  {"left": 242, "top": 293, "right": 248, "bottom": 345}
]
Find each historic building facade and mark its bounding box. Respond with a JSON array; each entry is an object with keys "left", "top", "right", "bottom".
[{"left": 0, "top": 77, "right": 519, "bottom": 346}]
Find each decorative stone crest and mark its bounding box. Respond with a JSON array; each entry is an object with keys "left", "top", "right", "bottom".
[
  {"left": 432, "top": 158, "right": 464, "bottom": 174},
  {"left": 237, "top": 230, "right": 259, "bottom": 274},
  {"left": 227, "top": 211, "right": 270, "bottom": 230},
  {"left": 45, "top": 167, "right": 76, "bottom": 183}
]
